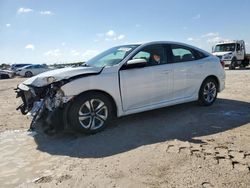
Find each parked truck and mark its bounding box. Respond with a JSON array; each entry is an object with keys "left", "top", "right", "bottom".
[{"left": 212, "top": 40, "right": 249, "bottom": 69}]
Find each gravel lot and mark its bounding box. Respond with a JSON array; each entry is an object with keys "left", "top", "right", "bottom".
[{"left": 0, "top": 69, "right": 249, "bottom": 188}]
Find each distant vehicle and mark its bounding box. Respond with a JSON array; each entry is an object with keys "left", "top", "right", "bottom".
[
  {"left": 11, "top": 64, "right": 32, "bottom": 72},
  {"left": 0, "top": 69, "right": 14, "bottom": 79},
  {"left": 16, "top": 64, "right": 51, "bottom": 77},
  {"left": 212, "top": 40, "right": 249, "bottom": 69},
  {"left": 16, "top": 41, "right": 225, "bottom": 134}
]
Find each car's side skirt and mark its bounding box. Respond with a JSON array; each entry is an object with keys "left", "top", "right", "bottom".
[{"left": 119, "top": 95, "right": 198, "bottom": 117}]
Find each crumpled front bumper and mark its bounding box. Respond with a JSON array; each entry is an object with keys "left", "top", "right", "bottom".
[
  {"left": 15, "top": 85, "right": 36, "bottom": 115},
  {"left": 15, "top": 83, "right": 74, "bottom": 131}
]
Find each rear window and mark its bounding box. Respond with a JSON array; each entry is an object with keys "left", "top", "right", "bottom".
[
  {"left": 170, "top": 44, "right": 208, "bottom": 63},
  {"left": 192, "top": 49, "right": 208, "bottom": 59}
]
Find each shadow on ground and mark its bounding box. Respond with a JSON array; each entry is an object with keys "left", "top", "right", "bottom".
[{"left": 34, "top": 98, "right": 250, "bottom": 158}]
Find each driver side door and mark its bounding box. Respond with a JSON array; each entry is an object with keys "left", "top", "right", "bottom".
[{"left": 119, "top": 44, "right": 173, "bottom": 112}]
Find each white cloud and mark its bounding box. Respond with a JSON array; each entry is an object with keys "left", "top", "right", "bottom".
[
  {"left": 116, "top": 34, "right": 125, "bottom": 40},
  {"left": 40, "top": 11, "right": 54, "bottom": 15},
  {"left": 17, "top": 7, "right": 33, "bottom": 14},
  {"left": 206, "top": 36, "right": 230, "bottom": 44},
  {"left": 61, "top": 42, "right": 66, "bottom": 46},
  {"left": 106, "top": 30, "right": 115, "bottom": 37},
  {"left": 135, "top": 24, "right": 141, "bottom": 28},
  {"left": 203, "top": 33, "right": 230, "bottom": 44},
  {"left": 202, "top": 32, "right": 219, "bottom": 38},
  {"left": 71, "top": 50, "right": 80, "bottom": 56},
  {"left": 193, "top": 14, "right": 201, "bottom": 19},
  {"left": 6, "top": 23, "right": 11, "bottom": 27},
  {"left": 25, "top": 44, "right": 35, "bottom": 50},
  {"left": 82, "top": 50, "right": 99, "bottom": 61},
  {"left": 44, "top": 49, "right": 61, "bottom": 57},
  {"left": 183, "top": 26, "right": 187, "bottom": 30},
  {"left": 187, "top": 37, "right": 200, "bottom": 42},
  {"left": 96, "top": 30, "right": 126, "bottom": 42},
  {"left": 206, "top": 37, "right": 221, "bottom": 43},
  {"left": 187, "top": 37, "right": 194, "bottom": 41}
]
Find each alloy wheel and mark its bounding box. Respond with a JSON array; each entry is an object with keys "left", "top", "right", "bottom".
[
  {"left": 203, "top": 82, "right": 217, "bottom": 103},
  {"left": 78, "top": 99, "right": 108, "bottom": 130}
]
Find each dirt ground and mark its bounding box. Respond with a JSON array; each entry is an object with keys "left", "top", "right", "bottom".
[{"left": 0, "top": 69, "right": 249, "bottom": 188}]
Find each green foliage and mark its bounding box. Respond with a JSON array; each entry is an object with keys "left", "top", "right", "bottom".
[{"left": 0, "top": 64, "right": 10, "bottom": 69}]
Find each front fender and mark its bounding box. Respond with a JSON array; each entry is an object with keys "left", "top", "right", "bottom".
[{"left": 60, "top": 72, "right": 123, "bottom": 117}]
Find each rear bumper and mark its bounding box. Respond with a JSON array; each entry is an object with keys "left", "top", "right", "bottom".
[{"left": 218, "top": 73, "right": 226, "bottom": 92}]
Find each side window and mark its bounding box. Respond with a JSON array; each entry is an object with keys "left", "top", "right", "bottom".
[
  {"left": 236, "top": 44, "right": 240, "bottom": 51},
  {"left": 132, "top": 45, "right": 166, "bottom": 66},
  {"left": 133, "top": 51, "right": 150, "bottom": 61},
  {"left": 171, "top": 45, "right": 195, "bottom": 63},
  {"left": 34, "top": 65, "right": 42, "bottom": 68},
  {"left": 193, "top": 49, "right": 208, "bottom": 59}
]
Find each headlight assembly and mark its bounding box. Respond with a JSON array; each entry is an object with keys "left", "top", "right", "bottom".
[
  {"left": 223, "top": 53, "right": 233, "bottom": 60},
  {"left": 46, "top": 76, "right": 56, "bottom": 84}
]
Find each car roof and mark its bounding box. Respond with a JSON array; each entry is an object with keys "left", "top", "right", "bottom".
[
  {"left": 21, "top": 65, "right": 33, "bottom": 69},
  {"left": 136, "top": 41, "right": 211, "bottom": 56}
]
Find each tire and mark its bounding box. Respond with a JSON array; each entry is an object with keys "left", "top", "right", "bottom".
[
  {"left": 68, "top": 92, "right": 114, "bottom": 134},
  {"left": 198, "top": 78, "right": 218, "bottom": 106},
  {"left": 229, "top": 58, "right": 237, "bottom": 70},
  {"left": 25, "top": 71, "right": 33, "bottom": 77},
  {"left": 242, "top": 58, "right": 249, "bottom": 67}
]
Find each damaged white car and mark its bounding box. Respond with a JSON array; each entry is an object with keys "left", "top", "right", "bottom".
[{"left": 15, "top": 41, "right": 225, "bottom": 133}]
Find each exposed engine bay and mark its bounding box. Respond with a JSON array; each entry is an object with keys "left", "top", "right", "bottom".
[
  {"left": 15, "top": 66, "right": 103, "bottom": 132},
  {"left": 15, "top": 80, "right": 72, "bottom": 131}
]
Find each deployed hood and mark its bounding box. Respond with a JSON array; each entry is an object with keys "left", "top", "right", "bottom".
[
  {"left": 22, "top": 66, "right": 103, "bottom": 87},
  {"left": 212, "top": 51, "right": 232, "bottom": 56}
]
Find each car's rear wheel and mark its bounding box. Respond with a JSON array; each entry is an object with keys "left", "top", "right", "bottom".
[
  {"left": 68, "top": 92, "right": 114, "bottom": 134},
  {"left": 198, "top": 78, "right": 218, "bottom": 106},
  {"left": 25, "top": 71, "right": 33, "bottom": 77}
]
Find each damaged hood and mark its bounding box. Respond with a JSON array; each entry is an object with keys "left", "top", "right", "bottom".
[{"left": 22, "top": 66, "right": 103, "bottom": 87}]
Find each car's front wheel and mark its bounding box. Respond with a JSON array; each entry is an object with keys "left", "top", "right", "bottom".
[
  {"left": 229, "top": 59, "right": 237, "bottom": 70},
  {"left": 68, "top": 92, "right": 114, "bottom": 134},
  {"left": 198, "top": 78, "right": 218, "bottom": 106}
]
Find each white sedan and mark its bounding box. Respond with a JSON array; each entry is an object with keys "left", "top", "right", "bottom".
[
  {"left": 16, "top": 41, "right": 225, "bottom": 133},
  {"left": 16, "top": 64, "right": 51, "bottom": 77},
  {"left": 0, "top": 69, "right": 14, "bottom": 79}
]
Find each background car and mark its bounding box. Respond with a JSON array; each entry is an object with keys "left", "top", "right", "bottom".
[
  {"left": 16, "top": 64, "right": 51, "bottom": 77},
  {"left": 10, "top": 64, "right": 32, "bottom": 73},
  {"left": 0, "top": 69, "right": 14, "bottom": 79}
]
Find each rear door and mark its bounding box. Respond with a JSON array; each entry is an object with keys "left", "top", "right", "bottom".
[{"left": 169, "top": 44, "right": 204, "bottom": 100}]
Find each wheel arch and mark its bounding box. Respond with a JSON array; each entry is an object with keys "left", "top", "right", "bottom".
[
  {"left": 74, "top": 89, "right": 118, "bottom": 118},
  {"left": 201, "top": 75, "right": 220, "bottom": 90},
  {"left": 232, "top": 56, "right": 237, "bottom": 61}
]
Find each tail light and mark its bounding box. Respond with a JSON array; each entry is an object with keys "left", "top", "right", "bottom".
[{"left": 220, "top": 60, "right": 225, "bottom": 68}]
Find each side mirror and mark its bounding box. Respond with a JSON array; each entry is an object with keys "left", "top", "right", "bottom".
[{"left": 125, "top": 59, "right": 147, "bottom": 69}]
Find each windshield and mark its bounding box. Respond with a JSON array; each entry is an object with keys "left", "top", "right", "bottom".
[
  {"left": 214, "top": 43, "right": 236, "bottom": 52},
  {"left": 85, "top": 45, "right": 139, "bottom": 67}
]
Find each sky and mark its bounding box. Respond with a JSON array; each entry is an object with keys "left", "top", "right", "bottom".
[{"left": 0, "top": 0, "right": 250, "bottom": 64}]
